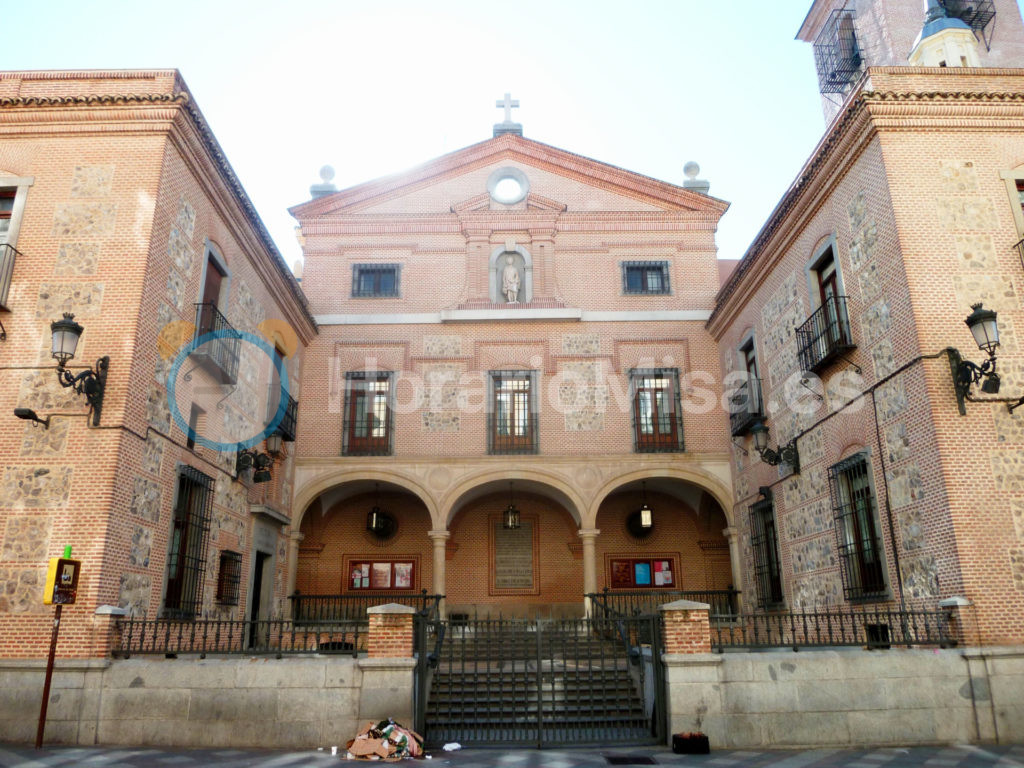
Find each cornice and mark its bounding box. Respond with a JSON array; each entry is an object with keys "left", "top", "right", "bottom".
[{"left": 0, "top": 93, "right": 183, "bottom": 108}]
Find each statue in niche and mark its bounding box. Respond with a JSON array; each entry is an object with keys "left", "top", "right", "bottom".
[{"left": 502, "top": 255, "right": 521, "bottom": 303}]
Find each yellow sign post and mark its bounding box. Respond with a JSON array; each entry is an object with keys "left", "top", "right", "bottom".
[{"left": 36, "top": 545, "right": 80, "bottom": 749}]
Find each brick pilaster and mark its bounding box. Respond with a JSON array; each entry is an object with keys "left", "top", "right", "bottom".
[
  {"left": 367, "top": 603, "right": 416, "bottom": 658},
  {"left": 660, "top": 599, "right": 712, "bottom": 654}
]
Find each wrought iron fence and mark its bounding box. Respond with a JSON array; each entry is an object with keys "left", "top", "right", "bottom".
[
  {"left": 587, "top": 589, "right": 739, "bottom": 619},
  {"left": 796, "top": 295, "right": 855, "bottom": 373},
  {"left": 113, "top": 616, "right": 366, "bottom": 658},
  {"left": 711, "top": 607, "right": 952, "bottom": 651},
  {"left": 290, "top": 590, "right": 444, "bottom": 623}
]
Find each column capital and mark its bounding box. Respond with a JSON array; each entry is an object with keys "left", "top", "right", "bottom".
[
  {"left": 289, "top": 530, "right": 305, "bottom": 543},
  {"left": 721, "top": 526, "right": 737, "bottom": 541},
  {"left": 577, "top": 528, "right": 600, "bottom": 540},
  {"left": 428, "top": 529, "right": 451, "bottom": 542}
]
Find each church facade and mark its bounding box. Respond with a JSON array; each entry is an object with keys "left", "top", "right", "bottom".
[{"left": 289, "top": 131, "right": 738, "bottom": 618}]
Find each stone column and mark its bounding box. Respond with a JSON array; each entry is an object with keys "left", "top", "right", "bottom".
[
  {"left": 660, "top": 599, "right": 712, "bottom": 654},
  {"left": 722, "top": 526, "right": 743, "bottom": 610},
  {"left": 360, "top": 603, "right": 417, "bottom": 724},
  {"left": 284, "top": 531, "right": 304, "bottom": 618},
  {"left": 578, "top": 528, "right": 600, "bottom": 616},
  {"left": 428, "top": 529, "right": 449, "bottom": 618}
]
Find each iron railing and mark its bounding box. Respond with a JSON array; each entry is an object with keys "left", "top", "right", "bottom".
[
  {"left": 1015, "top": 237, "right": 1024, "bottom": 274},
  {"left": 729, "top": 377, "right": 763, "bottom": 437},
  {"left": 0, "top": 242, "right": 18, "bottom": 310},
  {"left": 290, "top": 590, "right": 443, "bottom": 624},
  {"left": 588, "top": 588, "right": 740, "bottom": 619},
  {"left": 113, "top": 616, "right": 366, "bottom": 658},
  {"left": 711, "top": 607, "right": 952, "bottom": 651},
  {"left": 192, "top": 302, "right": 240, "bottom": 384},
  {"left": 796, "top": 295, "right": 855, "bottom": 373},
  {"left": 275, "top": 394, "right": 299, "bottom": 441},
  {"left": 813, "top": 8, "right": 863, "bottom": 94}
]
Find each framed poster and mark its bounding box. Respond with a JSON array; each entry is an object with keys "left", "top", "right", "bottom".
[
  {"left": 605, "top": 555, "right": 678, "bottom": 589},
  {"left": 345, "top": 558, "right": 418, "bottom": 591}
]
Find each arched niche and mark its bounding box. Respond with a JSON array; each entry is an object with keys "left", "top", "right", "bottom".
[{"left": 489, "top": 245, "right": 533, "bottom": 304}]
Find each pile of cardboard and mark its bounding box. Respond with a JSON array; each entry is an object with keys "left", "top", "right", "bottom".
[{"left": 346, "top": 720, "right": 424, "bottom": 761}]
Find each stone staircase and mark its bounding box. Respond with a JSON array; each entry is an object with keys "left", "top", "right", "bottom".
[{"left": 423, "top": 621, "right": 652, "bottom": 746}]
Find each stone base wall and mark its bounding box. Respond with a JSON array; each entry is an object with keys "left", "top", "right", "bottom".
[
  {"left": 666, "top": 647, "right": 1024, "bottom": 748},
  {"left": 0, "top": 656, "right": 412, "bottom": 749}
]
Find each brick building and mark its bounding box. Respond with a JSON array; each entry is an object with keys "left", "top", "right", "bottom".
[
  {"left": 289, "top": 123, "right": 739, "bottom": 618},
  {"left": 0, "top": 71, "right": 316, "bottom": 657},
  {"left": 709, "top": 0, "right": 1024, "bottom": 644}
]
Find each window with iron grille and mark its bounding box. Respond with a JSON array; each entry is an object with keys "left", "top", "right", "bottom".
[
  {"left": 488, "top": 370, "right": 538, "bottom": 454},
  {"left": 630, "top": 369, "right": 684, "bottom": 452},
  {"left": 622, "top": 261, "right": 670, "bottom": 295},
  {"left": 163, "top": 466, "right": 215, "bottom": 619},
  {"left": 343, "top": 372, "right": 394, "bottom": 455},
  {"left": 749, "top": 492, "right": 784, "bottom": 608},
  {"left": 828, "top": 453, "right": 888, "bottom": 601},
  {"left": 352, "top": 264, "right": 400, "bottom": 297},
  {"left": 215, "top": 550, "right": 243, "bottom": 605}
]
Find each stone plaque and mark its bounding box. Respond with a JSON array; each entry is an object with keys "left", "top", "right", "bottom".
[{"left": 493, "top": 519, "right": 535, "bottom": 590}]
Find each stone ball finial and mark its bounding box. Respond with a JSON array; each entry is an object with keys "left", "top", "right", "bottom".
[
  {"left": 319, "top": 165, "right": 336, "bottom": 183},
  {"left": 683, "top": 161, "right": 700, "bottom": 179}
]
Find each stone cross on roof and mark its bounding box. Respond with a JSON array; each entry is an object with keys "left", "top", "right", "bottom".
[
  {"left": 496, "top": 92, "right": 520, "bottom": 123},
  {"left": 493, "top": 92, "right": 523, "bottom": 137}
]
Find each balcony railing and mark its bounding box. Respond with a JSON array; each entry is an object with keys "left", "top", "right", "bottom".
[
  {"left": 796, "top": 295, "right": 855, "bottom": 373},
  {"left": 290, "top": 590, "right": 444, "bottom": 624},
  {"left": 192, "top": 302, "right": 240, "bottom": 385},
  {"left": 0, "top": 242, "right": 20, "bottom": 310},
  {"left": 1015, "top": 237, "right": 1024, "bottom": 274},
  {"left": 729, "top": 377, "right": 763, "bottom": 437},
  {"left": 587, "top": 588, "right": 740, "bottom": 619},
  {"left": 275, "top": 394, "right": 298, "bottom": 442}
]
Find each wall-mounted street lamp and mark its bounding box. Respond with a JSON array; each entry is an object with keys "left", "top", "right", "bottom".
[
  {"left": 14, "top": 407, "right": 50, "bottom": 429},
  {"left": 750, "top": 420, "right": 800, "bottom": 474},
  {"left": 50, "top": 313, "right": 109, "bottom": 427},
  {"left": 236, "top": 447, "right": 273, "bottom": 483},
  {"left": 948, "top": 303, "right": 1024, "bottom": 415}
]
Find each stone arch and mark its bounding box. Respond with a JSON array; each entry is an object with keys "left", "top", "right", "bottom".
[
  {"left": 439, "top": 468, "right": 586, "bottom": 529},
  {"left": 292, "top": 469, "right": 439, "bottom": 531},
  {"left": 489, "top": 244, "right": 533, "bottom": 304},
  {"left": 587, "top": 466, "right": 733, "bottom": 529}
]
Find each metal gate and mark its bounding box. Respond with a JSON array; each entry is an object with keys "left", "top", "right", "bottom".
[{"left": 414, "top": 614, "right": 665, "bottom": 748}]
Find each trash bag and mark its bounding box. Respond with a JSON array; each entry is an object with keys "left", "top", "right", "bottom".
[{"left": 346, "top": 718, "right": 424, "bottom": 760}]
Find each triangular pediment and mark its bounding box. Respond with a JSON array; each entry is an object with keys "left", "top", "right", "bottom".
[{"left": 289, "top": 134, "right": 729, "bottom": 219}]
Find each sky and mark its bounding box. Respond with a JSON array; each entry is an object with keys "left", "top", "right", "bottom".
[{"left": 3, "top": 1, "right": 1021, "bottom": 268}]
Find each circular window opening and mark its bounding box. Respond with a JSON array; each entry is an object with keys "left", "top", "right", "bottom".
[
  {"left": 487, "top": 166, "right": 529, "bottom": 205},
  {"left": 493, "top": 177, "right": 523, "bottom": 203}
]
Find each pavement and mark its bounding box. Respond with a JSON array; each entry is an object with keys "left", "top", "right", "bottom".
[{"left": 1, "top": 744, "right": 1024, "bottom": 768}]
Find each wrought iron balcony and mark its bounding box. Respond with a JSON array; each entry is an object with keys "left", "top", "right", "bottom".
[
  {"left": 796, "top": 295, "right": 855, "bottom": 374},
  {"left": 276, "top": 394, "right": 298, "bottom": 442},
  {"left": 191, "top": 302, "right": 240, "bottom": 385},
  {"left": 813, "top": 8, "right": 863, "bottom": 94},
  {"left": 0, "top": 242, "right": 20, "bottom": 310},
  {"left": 729, "top": 377, "right": 763, "bottom": 437}
]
